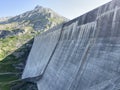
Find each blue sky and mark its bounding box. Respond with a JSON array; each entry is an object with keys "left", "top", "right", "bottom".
[{"left": 0, "top": 0, "right": 111, "bottom": 19}]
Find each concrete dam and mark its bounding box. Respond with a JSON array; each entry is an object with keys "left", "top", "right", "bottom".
[{"left": 22, "top": 0, "right": 120, "bottom": 90}]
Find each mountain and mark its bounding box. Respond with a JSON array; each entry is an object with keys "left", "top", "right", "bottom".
[
  {"left": 0, "top": 5, "right": 67, "bottom": 31},
  {"left": 0, "top": 5, "right": 68, "bottom": 60},
  {"left": 0, "top": 17, "right": 11, "bottom": 22},
  {"left": 0, "top": 6, "right": 68, "bottom": 90}
]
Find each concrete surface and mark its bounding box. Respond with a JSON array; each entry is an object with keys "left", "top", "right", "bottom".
[{"left": 22, "top": 0, "right": 120, "bottom": 90}]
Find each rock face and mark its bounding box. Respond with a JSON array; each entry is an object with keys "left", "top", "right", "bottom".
[
  {"left": 22, "top": 0, "right": 120, "bottom": 90},
  {"left": 0, "top": 29, "right": 24, "bottom": 38}
]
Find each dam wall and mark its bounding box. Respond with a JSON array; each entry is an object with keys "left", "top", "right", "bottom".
[
  {"left": 22, "top": 24, "right": 62, "bottom": 78},
  {"left": 22, "top": 0, "right": 120, "bottom": 90}
]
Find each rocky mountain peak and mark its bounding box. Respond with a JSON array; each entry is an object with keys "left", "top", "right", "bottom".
[
  {"left": 34, "top": 5, "right": 43, "bottom": 10},
  {"left": 0, "top": 6, "right": 68, "bottom": 31}
]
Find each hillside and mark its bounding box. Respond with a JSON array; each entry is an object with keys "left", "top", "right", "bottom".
[
  {"left": 0, "top": 6, "right": 67, "bottom": 90},
  {"left": 0, "top": 5, "right": 68, "bottom": 61}
]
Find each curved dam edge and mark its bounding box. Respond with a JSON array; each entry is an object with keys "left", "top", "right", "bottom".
[
  {"left": 22, "top": 0, "right": 120, "bottom": 90},
  {"left": 22, "top": 24, "right": 63, "bottom": 78}
]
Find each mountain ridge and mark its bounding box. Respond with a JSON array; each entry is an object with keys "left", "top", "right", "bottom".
[{"left": 0, "top": 5, "right": 68, "bottom": 31}]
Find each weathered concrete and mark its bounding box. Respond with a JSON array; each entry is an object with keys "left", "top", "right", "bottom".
[
  {"left": 22, "top": 0, "right": 120, "bottom": 90},
  {"left": 22, "top": 24, "right": 62, "bottom": 78}
]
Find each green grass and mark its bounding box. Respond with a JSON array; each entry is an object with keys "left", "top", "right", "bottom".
[
  {"left": 0, "top": 22, "right": 18, "bottom": 30},
  {"left": 0, "top": 74, "right": 20, "bottom": 82},
  {"left": 0, "top": 84, "right": 11, "bottom": 90},
  {"left": 0, "top": 38, "right": 34, "bottom": 89},
  {"left": 0, "top": 63, "right": 21, "bottom": 73},
  {"left": 0, "top": 33, "right": 34, "bottom": 61}
]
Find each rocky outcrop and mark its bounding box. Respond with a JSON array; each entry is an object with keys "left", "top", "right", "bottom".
[
  {"left": 0, "top": 29, "right": 24, "bottom": 38},
  {"left": 22, "top": 0, "right": 120, "bottom": 90}
]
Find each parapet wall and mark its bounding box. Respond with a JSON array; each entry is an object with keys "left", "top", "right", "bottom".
[{"left": 22, "top": 0, "right": 120, "bottom": 90}]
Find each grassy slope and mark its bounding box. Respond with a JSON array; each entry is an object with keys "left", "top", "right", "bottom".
[{"left": 0, "top": 38, "right": 35, "bottom": 90}]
